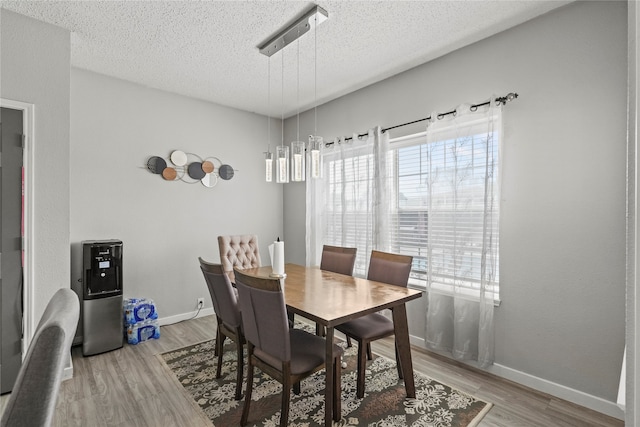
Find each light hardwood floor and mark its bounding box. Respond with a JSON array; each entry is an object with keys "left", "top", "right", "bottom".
[{"left": 2, "top": 315, "right": 623, "bottom": 426}]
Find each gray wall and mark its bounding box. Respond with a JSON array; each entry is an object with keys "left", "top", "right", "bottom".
[
  {"left": 627, "top": 1, "right": 639, "bottom": 424},
  {"left": 283, "top": 1, "right": 627, "bottom": 415},
  {"left": 70, "top": 68, "right": 283, "bottom": 320},
  {"left": 0, "top": 10, "right": 71, "bottom": 332}
]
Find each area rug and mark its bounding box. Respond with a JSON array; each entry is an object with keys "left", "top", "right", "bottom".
[{"left": 160, "top": 328, "right": 492, "bottom": 426}]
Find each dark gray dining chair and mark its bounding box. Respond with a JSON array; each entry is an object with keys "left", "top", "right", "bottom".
[
  {"left": 335, "top": 250, "right": 413, "bottom": 398},
  {"left": 198, "top": 257, "right": 245, "bottom": 400},
  {"left": 317, "top": 245, "right": 358, "bottom": 335},
  {"left": 320, "top": 245, "right": 357, "bottom": 276},
  {"left": 234, "top": 268, "right": 343, "bottom": 427},
  {"left": 0, "top": 288, "right": 79, "bottom": 427}
]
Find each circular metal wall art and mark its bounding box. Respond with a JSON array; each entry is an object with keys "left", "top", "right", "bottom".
[
  {"left": 145, "top": 152, "right": 234, "bottom": 188},
  {"left": 170, "top": 150, "right": 188, "bottom": 166},
  {"left": 147, "top": 156, "right": 167, "bottom": 174},
  {"left": 202, "top": 160, "right": 214, "bottom": 174},
  {"left": 201, "top": 173, "right": 219, "bottom": 188},
  {"left": 162, "top": 167, "right": 177, "bottom": 181},
  {"left": 188, "top": 162, "right": 206, "bottom": 180},
  {"left": 219, "top": 164, "right": 235, "bottom": 180}
]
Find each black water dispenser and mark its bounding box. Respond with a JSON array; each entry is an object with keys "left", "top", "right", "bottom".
[{"left": 81, "top": 240, "right": 123, "bottom": 356}]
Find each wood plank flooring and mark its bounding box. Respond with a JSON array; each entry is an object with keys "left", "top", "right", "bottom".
[{"left": 1, "top": 315, "right": 623, "bottom": 426}]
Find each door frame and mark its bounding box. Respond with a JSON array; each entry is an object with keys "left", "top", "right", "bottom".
[{"left": 1, "top": 98, "right": 34, "bottom": 356}]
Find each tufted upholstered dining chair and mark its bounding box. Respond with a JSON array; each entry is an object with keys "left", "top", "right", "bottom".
[
  {"left": 234, "top": 268, "right": 343, "bottom": 427},
  {"left": 1, "top": 288, "right": 79, "bottom": 427},
  {"left": 198, "top": 257, "right": 245, "bottom": 400},
  {"left": 335, "top": 250, "right": 413, "bottom": 398},
  {"left": 217, "top": 234, "right": 261, "bottom": 284}
]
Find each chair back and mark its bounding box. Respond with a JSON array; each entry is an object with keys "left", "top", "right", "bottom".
[
  {"left": 1, "top": 288, "right": 79, "bottom": 427},
  {"left": 367, "top": 250, "right": 413, "bottom": 287},
  {"left": 234, "top": 269, "right": 290, "bottom": 363},
  {"left": 218, "top": 234, "right": 261, "bottom": 283},
  {"left": 320, "top": 245, "right": 357, "bottom": 276},
  {"left": 198, "top": 258, "right": 242, "bottom": 329}
]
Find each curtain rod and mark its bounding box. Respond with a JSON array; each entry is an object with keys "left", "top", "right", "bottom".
[{"left": 325, "top": 92, "right": 518, "bottom": 147}]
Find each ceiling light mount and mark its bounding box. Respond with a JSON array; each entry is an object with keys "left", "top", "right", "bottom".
[{"left": 258, "top": 5, "right": 328, "bottom": 57}]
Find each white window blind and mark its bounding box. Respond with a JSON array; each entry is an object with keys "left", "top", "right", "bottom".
[{"left": 391, "top": 125, "right": 500, "bottom": 299}]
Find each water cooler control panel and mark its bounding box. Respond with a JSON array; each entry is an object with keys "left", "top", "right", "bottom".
[{"left": 82, "top": 240, "right": 122, "bottom": 299}]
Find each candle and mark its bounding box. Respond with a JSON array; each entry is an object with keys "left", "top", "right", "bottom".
[
  {"left": 293, "top": 153, "right": 303, "bottom": 181},
  {"left": 265, "top": 158, "right": 273, "bottom": 182},
  {"left": 278, "top": 157, "right": 287, "bottom": 182},
  {"left": 311, "top": 149, "right": 320, "bottom": 178}
]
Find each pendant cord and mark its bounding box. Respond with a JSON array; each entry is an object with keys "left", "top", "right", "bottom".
[
  {"left": 281, "top": 48, "right": 284, "bottom": 147},
  {"left": 314, "top": 13, "right": 318, "bottom": 138},
  {"left": 267, "top": 57, "right": 271, "bottom": 153},
  {"left": 296, "top": 31, "right": 300, "bottom": 142}
]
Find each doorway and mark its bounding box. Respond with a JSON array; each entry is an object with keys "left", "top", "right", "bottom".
[{"left": 0, "top": 107, "right": 24, "bottom": 394}]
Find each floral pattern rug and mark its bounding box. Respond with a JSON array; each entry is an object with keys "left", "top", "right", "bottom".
[{"left": 160, "top": 327, "right": 492, "bottom": 427}]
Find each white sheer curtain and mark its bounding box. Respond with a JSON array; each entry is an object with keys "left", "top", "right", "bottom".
[
  {"left": 306, "top": 127, "right": 391, "bottom": 275},
  {"left": 305, "top": 103, "right": 501, "bottom": 368},
  {"left": 424, "top": 100, "right": 501, "bottom": 367}
]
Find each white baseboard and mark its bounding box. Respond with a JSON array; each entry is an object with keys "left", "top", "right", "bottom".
[
  {"left": 158, "top": 307, "right": 215, "bottom": 326},
  {"left": 408, "top": 335, "right": 624, "bottom": 420},
  {"left": 62, "top": 358, "right": 73, "bottom": 381}
]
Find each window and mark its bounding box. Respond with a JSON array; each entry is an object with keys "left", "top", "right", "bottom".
[
  {"left": 391, "top": 128, "right": 500, "bottom": 300},
  {"left": 321, "top": 117, "right": 500, "bottom": 301}
]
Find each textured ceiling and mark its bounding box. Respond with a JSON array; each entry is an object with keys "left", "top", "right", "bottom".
[{"left": 1, "top": 1, "right": 572, "bottom": 118}]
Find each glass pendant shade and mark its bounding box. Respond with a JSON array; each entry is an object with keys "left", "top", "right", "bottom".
[
  {"left": 265, "top": 151, "right": 273, "bottom": 182},
  {"left": 309, "top": 135, "right": 323, "bottom": 179},
  {"left": 291, "top": 141, "right": 306, "bottom": 182},
  {"left": 276, "top": 145, "right": 290, "bottom": 183}
]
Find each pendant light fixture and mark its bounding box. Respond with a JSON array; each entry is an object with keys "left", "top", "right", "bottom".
[
  {"left": 309, "top": 8, "right": 322, "bottom": 179},
  {"left": 264, "top": 57, "right": 273, "bottom": 182},
  {"left": 258, "top": 5, "right": 328, "bottom": 184}
]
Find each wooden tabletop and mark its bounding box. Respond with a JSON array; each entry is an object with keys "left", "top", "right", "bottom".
[{"left": 240, "top": 263, "right": 422, "bottom": 327}]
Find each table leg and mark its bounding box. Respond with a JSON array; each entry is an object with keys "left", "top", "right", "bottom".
[
  {"left": 325, "top": 326, "right": 334, "bottom": 427},
  {"left": 392, "top": 304, "right": 415, "bottom": 398}
]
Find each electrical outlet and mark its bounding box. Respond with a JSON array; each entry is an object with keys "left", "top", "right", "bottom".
[{"left": 197, "top": 298, "right": 204, "bottom": 308}]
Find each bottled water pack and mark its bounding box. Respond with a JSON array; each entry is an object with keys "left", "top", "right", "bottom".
[{"left": 123, "top": 298, "right": 160, "bottom": 344}]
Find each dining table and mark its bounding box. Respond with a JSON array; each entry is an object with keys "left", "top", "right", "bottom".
[{"left": 240, "top": 263, "right": 423, "bottom": 427}]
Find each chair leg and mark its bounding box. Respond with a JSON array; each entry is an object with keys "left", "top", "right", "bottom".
[
  {"left": 366, "top": 342, "right": 373, "bottom": 360},
  {"left": 214, "top": 329, "right": 221, "bottom": 357},
  {"left": 216, "top": 334, "right": 226, "bottom": 378},
  {"left": 356, "top": 340, "right": 367, "bottom": 398},
  {"left": 287, "top": 311, "right": 295, "bottom": 327},
  {"left": 235, "top": 339, "right": 244, "bottom": 400},
  {"left": 241, "top": 356, "right": 254, "bottom": 426},
  {"left": 214, "top": 316, "right": 222, "bottom": 356},
  {"left": 293, "top": 381, "right": 301, "bottom": 395},
  {"left": 346, "top": 336, "right": 352, "bottom": 347},
  {"left": 333, "top": 356, "right": 342, "bottom": 421},
  {"left": 281, "top": 379, "right": 292, "bottom": 427}
]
